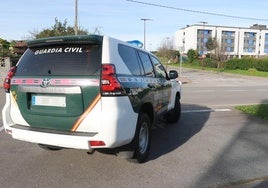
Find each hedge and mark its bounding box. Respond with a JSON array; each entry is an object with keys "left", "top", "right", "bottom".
[
  {"left": 224, "top": 57, "right": 268, "bottom": 72},
  {"left": 255, "top": 58, "right": 268, "bottom": 71},
  {"left": 203, "top": 58, "right": 218, "bottom": 68}
]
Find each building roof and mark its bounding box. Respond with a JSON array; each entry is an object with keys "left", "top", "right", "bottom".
[{"left": 181, "top": 24, "right": 268, "bottom": 31}]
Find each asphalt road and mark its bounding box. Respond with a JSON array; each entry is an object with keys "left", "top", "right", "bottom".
[{"left": 0, "top": 68, "right": 268, "bottom": 188}]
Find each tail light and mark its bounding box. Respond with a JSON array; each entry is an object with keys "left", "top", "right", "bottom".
[
  {"left": 3, "top": 66, "right": 16, "bottom": 93},
  {"left": 89, "top": 141, "right": 106, "bottom": 147},
  {"left": 101, "top": 64, "right": 126, "bottom": 96}
]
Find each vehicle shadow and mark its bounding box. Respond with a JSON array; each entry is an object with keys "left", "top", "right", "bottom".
[
  {"left": 193, "top": 99, "right": 268, "bottom": 187},
  {"left": 148, "top": 103, "right": 211, "bottom": 161}
]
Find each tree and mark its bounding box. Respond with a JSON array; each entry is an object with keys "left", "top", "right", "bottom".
[
  {"left": 205, "top": 37, "right": 218, "bottom": 51},
  {"left": 0, "top": 38, "right": 11, "bottom": 57},
  {"left": 157, "top": 37, "right": 179, "bottom": 63},
  {"left": 30, "top": 18, "right": 88, "bottom": 39},
  {"left": 187, "top": 49, "right": 198, "bottom": 63},
  {"left": 205, "top": 37, "right": 226, "bottom": 69}
]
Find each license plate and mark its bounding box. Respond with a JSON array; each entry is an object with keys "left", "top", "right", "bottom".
[{"left": 32, "top": 94, "right": 66, "bottom": 107}]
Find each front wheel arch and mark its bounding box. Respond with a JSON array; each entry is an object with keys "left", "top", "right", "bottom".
[{"left": 166, "top": 93, "right": 181, "bottom": 123}]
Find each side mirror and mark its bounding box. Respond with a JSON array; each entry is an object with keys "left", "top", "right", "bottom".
[{"left": 169, "top": 70, "right": 178, "bottom": 79}]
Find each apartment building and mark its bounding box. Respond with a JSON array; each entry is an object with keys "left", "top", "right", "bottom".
[{"left": 175, "top": 24, "right": 268, "bottom": 58}]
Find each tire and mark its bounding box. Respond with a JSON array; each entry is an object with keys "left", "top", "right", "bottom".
[
  {"left": 132, "top": 113, "right": 151, "bottom": 163},
  {"left": 166, "top": 94, "right": 181, "bottom": 123},
  {"left": 38, "top": 144, "right": 62, "bottom": 151}
]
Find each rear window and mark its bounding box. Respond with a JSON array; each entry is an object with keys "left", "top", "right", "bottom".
[
  {"left": 118, "top": 44, "right": 142, "bottom": 75},
  {"left": 137, "top": 51, "right": 155, "bottom": 77},
  {"left": 16, "top": 44, "right": 102, "bottom": 76}
]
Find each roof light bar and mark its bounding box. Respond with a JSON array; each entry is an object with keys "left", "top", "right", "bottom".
[{"left": 126, "top": 40, "right": 143, "bottom": 48}]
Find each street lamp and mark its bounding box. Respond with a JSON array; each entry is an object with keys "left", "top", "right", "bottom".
[
  {"left": 74, "top": 0, "right": 78, "bottom": 35},
  {"left": 165, "top": 37, "right": 170, "bottom": 48},
  {"left": 141, "top": 18, "right": 152, "bottom": 50}
]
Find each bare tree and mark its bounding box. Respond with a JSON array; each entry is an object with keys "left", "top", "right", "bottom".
[{"left": 157, "top": 36, "right": 179, "bottom": 63}]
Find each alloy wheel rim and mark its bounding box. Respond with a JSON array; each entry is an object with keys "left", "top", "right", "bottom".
[{"left": 139, "top": 122, "right": 149, "bottom": 154}]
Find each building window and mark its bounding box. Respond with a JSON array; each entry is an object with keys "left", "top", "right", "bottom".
[
  {"left": 264, "top": 33, "right": 268, "bottom": 53},
  {"left": 244, "top": 47, "right": 255, "bottom": 53},
  {"left": 248, "top": 40, "right": 254, "bottom": 45},
  {"left": 227, "top": 39, "right": 232, "bottom": 44},
  {"left": 221, "top": 31, "right": 235, "bottom": 53},
  {"left": 197, "top": 29, "right": 212, "bottom": 35},
  {"left": 243, "top": 32, "right": 256, "bottom": 53},
  {"left": 245, "top": 32, "right": 256, "bottom": 38},
  {"left": 222, "top": 31, "right": 235, "bottom": 37},
  {"left": 225, "top": 47, "right": 234, "bottom": 52},
  {"left": 197, "top": 29, "right": 212, "bottom": 54}
]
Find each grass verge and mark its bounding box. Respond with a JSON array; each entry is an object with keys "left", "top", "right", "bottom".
[
  {"left": 166, "top": 62, "right": 268, "bottom": 77},
  {"left": 235, "top": 104, "right": 268, "bottom": 120},
  {"left": 223, "top": 69, "right": 268, "bottom": 77}
]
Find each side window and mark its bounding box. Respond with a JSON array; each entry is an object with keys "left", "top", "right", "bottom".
[
  {"left": 150, "top": 55, "right": 168, "bottom": 79},
  {"left": 137, "top": 51, "right": 155, "bottom": 77},
  {"left": 118, "top": 44, "right": 141, "bottom": 75}
]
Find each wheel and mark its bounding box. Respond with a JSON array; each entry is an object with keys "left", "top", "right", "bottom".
[
  {"left": 132, "top": 113, "right": 151, "bottom": 163},
  {"left": 38, "top": 144, "right": 62, "bottom": 151},
  {"left": 166, "top": 94, "right": 181, "bottom": 123}
]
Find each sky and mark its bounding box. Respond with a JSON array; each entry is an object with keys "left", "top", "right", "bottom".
[{"left": 1, "top": 0, "right": 268, "bottom": 51}]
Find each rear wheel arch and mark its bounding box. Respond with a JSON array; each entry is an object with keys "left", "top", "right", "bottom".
[
  {"left": 118, "top": 103, "right": 153, "bottom": 163},
  {"left": 176, "top": 91, "right": 181, "bottom": 100},
  {"left": 139, "top": 103, "right": 154, "bottom": 125},
  {"left": 131, "top": 112, "right": 152, "bottom": 163}
]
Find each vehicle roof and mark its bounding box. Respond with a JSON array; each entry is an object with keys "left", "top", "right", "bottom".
[
  {"left": 26, "top": 34, "right": 155, "bottom": 57},
  {"left": 27, "top": 34, "right": 103, "bottom": 47}
]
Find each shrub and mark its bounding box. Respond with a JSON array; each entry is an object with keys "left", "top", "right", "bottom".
[
  {"left": 224, "top": 57, "right": 268, "bottom": 72},
  {"left": 255, "top": 57, "right": 268, "bottom": 71},
  {"left": 225, "top": 57, "right": 255, "bottom": 70},
  {"left": 203, "top": 58, "right": 218, "bottom": 68},
  {"left": 224, "top": 58, "right": 241, "bottom": 69},
  {"left": 187, "top": 49, "right": 198, "bottom": 63}
]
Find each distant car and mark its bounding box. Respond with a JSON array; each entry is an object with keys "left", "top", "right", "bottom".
[{"left": 2, "top": 34, "right": 182, "bottom": 163}]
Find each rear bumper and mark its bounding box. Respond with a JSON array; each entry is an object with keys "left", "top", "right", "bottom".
[
  {"left": 2, "top": 94, "right": 138, "bottom": 149},
  {"left": 8, "top": 124, "right": 98, "bottom": 150}
]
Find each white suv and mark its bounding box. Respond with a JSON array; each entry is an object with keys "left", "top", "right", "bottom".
[{"left": 2, "top": 35, "right": 181, "bottom": 163}]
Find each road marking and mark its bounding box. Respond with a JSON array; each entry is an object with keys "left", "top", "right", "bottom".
[
  {"left": 192, "top": 89, "right": 248, "bottom": 93},
  {"left": 182, "top": 108, "right": 231, "bottom": 113},
  {"left": 192, "top": 90, "right": 215, "bottom": 93},
  {"left": 256, "top": 89, "right": 268, "bottom": 91},
  {"left": 227, "top": 89, "right": 247, "bottom": 92},
  {"left": 0, "top": 126, "right": 4, "bottom": 132}
]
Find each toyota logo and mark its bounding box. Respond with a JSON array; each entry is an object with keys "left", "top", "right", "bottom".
[{"left": 41, "top": 78, "right": 51, "bottom": 88}]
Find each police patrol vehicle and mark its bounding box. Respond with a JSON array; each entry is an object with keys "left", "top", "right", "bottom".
[{"left": 2, "top": 35, "right": 182, "bottom": 163}]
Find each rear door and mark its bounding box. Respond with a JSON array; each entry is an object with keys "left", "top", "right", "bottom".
[
  {"left": 149, "top": 55, "right": 171, "bottom": 112},
  {"left": 137, "top": 51, "right": 166, "bottom": 114},
  {"left": 11, "top": 43, "right": 102, "bottom": 131}
]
